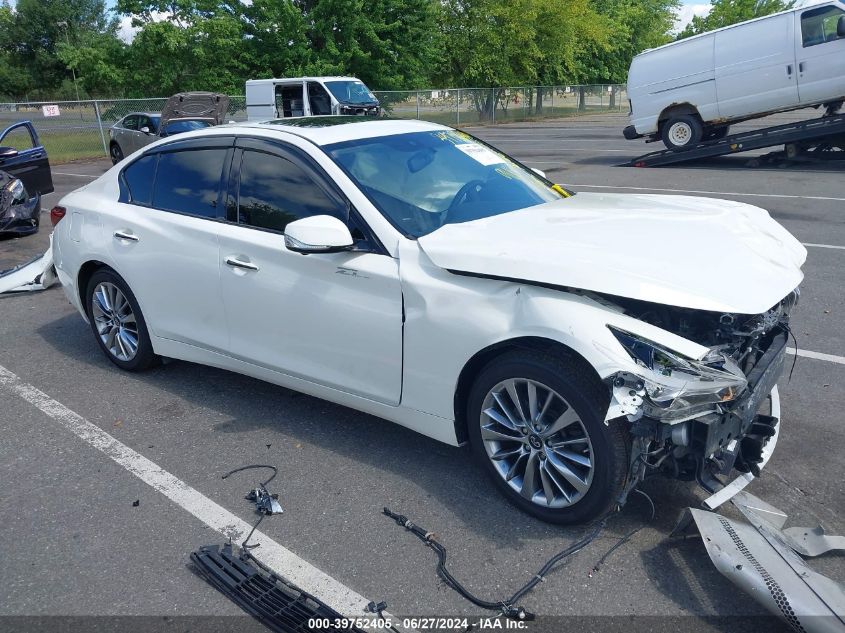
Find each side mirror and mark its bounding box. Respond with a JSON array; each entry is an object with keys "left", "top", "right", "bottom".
[
  {"left": 531, "top": 167, "right": 547, "bottom": 179},
  {"left": 284, "top": 215, "right": 353, "bottom": 255},
  {"left": 140, "top": 126, "right": 151, "bottom": 134},
  {"left": 0, "top": 146, "right": 19, "bottom": 161},
  {"left": 838, "top": 15, "right": 845, "bottom": 38}
]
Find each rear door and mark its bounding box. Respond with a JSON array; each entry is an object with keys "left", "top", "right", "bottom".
[
  {"left": 715, "top": 14, "right": 799, "bottom": 118},
  {"left": 795, "top": 4, "right": 845, "bottom": 105},
  {"left": 216, "top": 137, "right": 403, "bottom": 404},
  {"left": 115, "top": 115, "right": 140, "bottom": 155},
  {"left": 0, "top": 121, "right": 54, "bottom": 195},
  {"left": 105, "top": 137, "right": 233, "bottom": 351}
]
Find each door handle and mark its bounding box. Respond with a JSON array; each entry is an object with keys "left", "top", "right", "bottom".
[
  {"left": 225, "top": 256, "right": 259, "bottom": 271},
  {"left": 799, "top": 61, "right": 805, "bottom": 73},
  {"left": 787, "top": 64, "right": 793, "bottom": 76},
  {"left": 113, "top": 230, "right": 139, "bottom": 242}
]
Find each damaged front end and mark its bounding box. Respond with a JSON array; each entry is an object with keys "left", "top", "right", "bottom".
[
  {"left": 0, "top": 170, "right": 40, "bottom": 236},
  {"left": 604, "top": 290, "right": 799, "bottom": 497},
  {"left": 603, "top": 291, "right": 845, "bottom": 632}
]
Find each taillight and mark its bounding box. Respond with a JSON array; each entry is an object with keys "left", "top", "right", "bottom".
[{"left": 50, "top": 206, "right": 66, "bottom": 226}]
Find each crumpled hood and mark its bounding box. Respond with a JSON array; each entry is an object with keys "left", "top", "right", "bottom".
[
  {"left": 160, "top": 92, "right": 229, "bottom": 127},
  {"left": 418, "top": 192, "right": 807, "bottom": 314}
]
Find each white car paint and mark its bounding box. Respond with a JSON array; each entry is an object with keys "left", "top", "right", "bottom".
[
  {"left": 418, "top": 192, "right": 806, "bottom": 315},
  {"left": 52, "top": 119, "right": 802, "bottom": 451},
  {"left": 627, "top": 0, "right": 845, "bottom": 138}
]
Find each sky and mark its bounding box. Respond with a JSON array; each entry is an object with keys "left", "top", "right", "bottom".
[{"left": 675, "top": 0, "right": 713, "bottom": 32}]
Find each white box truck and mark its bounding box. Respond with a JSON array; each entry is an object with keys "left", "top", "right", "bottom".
[
  {"left": 245, "top": 77, "right": 380, "bottom": 121},
  {"left": 624, "top": 1, "right": 845, "bottom": 149}
]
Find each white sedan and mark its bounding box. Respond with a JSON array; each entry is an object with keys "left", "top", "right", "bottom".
[{"left": 51, "top": 117, "right": 806, "bottom": 523}]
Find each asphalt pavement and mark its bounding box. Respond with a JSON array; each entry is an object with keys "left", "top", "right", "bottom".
[{"left": 0, "top": 112, "right": 842, "bottom": 633}]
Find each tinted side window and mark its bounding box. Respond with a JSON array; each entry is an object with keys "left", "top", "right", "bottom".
[
  {"left": 123, "top": 154, "right": 157, "bottom": 205},
  {"left": 152, "top": 149, "right": 227, "bottom": 217},
  {"left": 122, "top": 115, "right": 138, "bottom": 131},
  {"left": 802, "top": 6, "right": 844, "bottom": 47},
  {"left": 236, "top": 150, "right": 343, "bottom": 232}
]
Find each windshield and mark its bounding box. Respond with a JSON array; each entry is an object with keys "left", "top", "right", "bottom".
[
  {"left": 162, "top": 120, "right": 213, "bottom": 136},
  {"left": 324, "top": 130, "right": 568, "bottom": 238},
  {"left": 324, "top": 80, "right": 377, "bottom": 104}
]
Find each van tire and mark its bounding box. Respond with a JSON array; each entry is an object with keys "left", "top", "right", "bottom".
[
  {"left": 705, "top": 125, "right": 730, "bottom": 141},
  {"left": 661, "top": 115, "right": 703, "bottom": 150}
]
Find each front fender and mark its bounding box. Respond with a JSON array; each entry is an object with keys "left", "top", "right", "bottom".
[{"left": 398, "top": 241, "right": 708, "bottom": 421}]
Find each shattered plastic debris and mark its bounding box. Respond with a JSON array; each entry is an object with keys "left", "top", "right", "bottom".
[
  {"left": 673, "top": 490, "right": 845, "bottom": 633},
  {"left": 0, "top": 234, "right": 56, "bottom": 294}
]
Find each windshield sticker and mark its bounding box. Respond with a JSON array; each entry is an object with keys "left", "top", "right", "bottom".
[{"left": 455, "top": 143, "right": 506, "bottom": 166}]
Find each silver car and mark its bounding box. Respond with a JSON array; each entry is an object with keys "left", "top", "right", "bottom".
[{"left": 108, "top": 93, "right": 229, "bottom": 164}]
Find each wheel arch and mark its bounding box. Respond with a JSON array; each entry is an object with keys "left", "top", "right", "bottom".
[
  {"left": 453, "top": 336, "right": 604, "bottom": 444},
  {"left": 77, "top": 260, "right": 113, "bottom": 313},
  {"left": 658, "top": 103, "right": 702, "bottom": 128}
]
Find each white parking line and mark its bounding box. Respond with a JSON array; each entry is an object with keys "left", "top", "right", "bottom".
[
  {"left": 566, "top": 183, "right": 845, "bottom": 203},
  {"left": 787, "top": 347, "right": 845, "bottom": 366},
  {"left": 0, "top": 363, "right": 382, "bottom": 619},
  {"left": 53, "top": 172, "right": 98, "bottom": 178}
]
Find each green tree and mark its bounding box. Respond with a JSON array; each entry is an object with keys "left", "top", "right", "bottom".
[
  {"left": 437, "top": 0, "right": 611, "bottom": 118},
  {"left": 2, "top": 0, "right": 123, "bottom": 100},
  {"left": 294, "top": 0, "right": 441, "bottom": 90},
  {"left": 577, "top": 0, "right": 679, "bottom": 84},
  {"left": 679, "top": 0, "right": 794, "bottom": 38},
  {"left": 118, "top": 0, "right": 254, "bottom": 95}
]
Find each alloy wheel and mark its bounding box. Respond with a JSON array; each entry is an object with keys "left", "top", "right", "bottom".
[
  {"left": 91, "top": 281, "right": 139, "bottom": 361},
  {"left": 479, "top": 378, "right": 594, "bottom": 509}
]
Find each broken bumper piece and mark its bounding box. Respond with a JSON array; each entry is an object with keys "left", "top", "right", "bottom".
[
  {"left": 674, "top": 490, "right": 845, "bottom": 633},
  {"left": 191, "top": 543, "right": 365, "bottom": 633},
  {"left": 0, "top": 234, "right": 56, "bottom": 294}
]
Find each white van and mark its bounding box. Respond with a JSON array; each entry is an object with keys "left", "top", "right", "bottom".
[
  {"left": 245, "top": 77, "right": 381, "bottom": 121},
  {"left": 624, "top": 1, "right": 845, "bottom": 149}
]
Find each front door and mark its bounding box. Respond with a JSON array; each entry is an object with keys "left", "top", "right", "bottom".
[
  {"left": 795, "top": 4, "right": 845, "bottom": 105},
  {"left": 0, "top": 121, "right": 54, "bottom": 195},
  {"left": 216, "top": 139, "right": 403, "bottom": 405}
]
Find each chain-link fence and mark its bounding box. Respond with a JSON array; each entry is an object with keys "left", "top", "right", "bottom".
[
  {"left": 375, "top": 85, "right": 627, "bottom": 125},
  {"left": 0, "top": 86, "right": 625, "bottom": 164}
]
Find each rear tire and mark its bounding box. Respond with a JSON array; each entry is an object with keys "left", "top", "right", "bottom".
[
  {"left": 467, "top": 349, "right": 629, "bottom": 524},
  {"left": 110, "top": 142, "right": 124, "bottom": 165},
  {"left": 85, "top": 269, "right": 158, "bottom": 372},
  {"left": 661, "top": 114, "right": 703, "bottom": 150},
  {"left": 705, "top": 125, "right": 730, "bottom": 141}
]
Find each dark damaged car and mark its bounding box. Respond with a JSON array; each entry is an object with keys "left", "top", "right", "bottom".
[{"left": 0, "top": 121, "right": 54, "bottom": 236}]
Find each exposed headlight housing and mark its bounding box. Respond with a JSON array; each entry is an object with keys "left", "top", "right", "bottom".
[
  {"left": 608, "top": 326, "right": 748, "bottom": 422},
  {"left": 4, "top": 178, "right": 26, "bottom": 202}
]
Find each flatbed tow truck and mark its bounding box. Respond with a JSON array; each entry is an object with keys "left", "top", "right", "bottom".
[{"left": 629, "top": 112, "right": 845, "bottom": 167}]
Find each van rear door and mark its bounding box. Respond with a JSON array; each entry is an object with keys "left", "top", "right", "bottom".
[
  {"left": 715, "top": 13, "right": 799, "bottom": 119},
  {"left": 795, "top": 4, "right": 845, "bottom": 106}
]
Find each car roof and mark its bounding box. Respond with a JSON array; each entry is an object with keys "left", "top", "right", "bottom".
[{"left": 223, "top": 117, "right": 450, "bottom": 146}]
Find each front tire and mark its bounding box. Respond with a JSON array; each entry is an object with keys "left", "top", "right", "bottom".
[
  {"left": 661, "top": 114, "right": 703, "bottom": 150},
  {"left": 85, "top": 269, "right": 158, "bottom": 371},
  {"left": 467, "top": 350, "right": 628, "bottom": 524}
]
